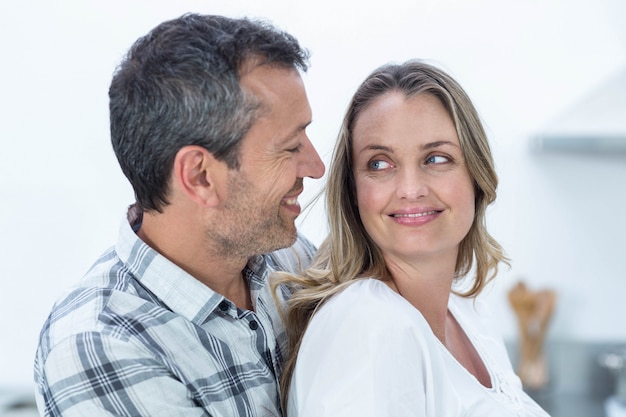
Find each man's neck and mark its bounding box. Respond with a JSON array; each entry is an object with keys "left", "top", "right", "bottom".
[{"left": 137, "top": 208, "right": 253, "bottom": 309}]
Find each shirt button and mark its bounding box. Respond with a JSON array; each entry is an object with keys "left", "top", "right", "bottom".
[
  {"left": 249, "top": 320, "right": 259, "bottom": 330},
  {"left": 219, "top": 301, "right": 229, "bottom": 311}
]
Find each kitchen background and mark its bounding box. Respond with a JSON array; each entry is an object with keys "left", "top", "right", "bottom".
[{"left": 1, "top": 0, "right": 625, "bottom": 415}]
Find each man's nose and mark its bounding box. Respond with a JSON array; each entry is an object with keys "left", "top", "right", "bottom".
[{"left": 298, "top": 136, "right": 325, "bottom": 179}]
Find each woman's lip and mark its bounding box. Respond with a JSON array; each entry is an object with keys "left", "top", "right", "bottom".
[
  {"left": 388, "top": 209, "right": 443, "bottom": 225},
  {"left": 388, "top": 207, "right": 443, "bottom": 217},
  {"left": 389, "top": 210, "right": 441, "bottom": 218}
]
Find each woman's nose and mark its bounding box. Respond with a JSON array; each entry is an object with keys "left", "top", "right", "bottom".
[{"left": 395, "top": 167, "right": 428, "bottom": 200}]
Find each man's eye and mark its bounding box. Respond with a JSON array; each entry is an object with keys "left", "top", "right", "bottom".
[
  {"left": 369, "top": 160, "right": 391, "bottom": 170},
  {"left": 287, "top": 143, "right": 303, "bottom": 153}
]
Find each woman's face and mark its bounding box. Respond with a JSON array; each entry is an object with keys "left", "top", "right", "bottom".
[{"left": 351, "top": 91, "right": 475, "bottom": 265}]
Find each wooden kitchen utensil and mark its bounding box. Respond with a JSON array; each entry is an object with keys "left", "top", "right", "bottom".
[{"left": 508, "top": 281, "right": 556, "bottom": 390}]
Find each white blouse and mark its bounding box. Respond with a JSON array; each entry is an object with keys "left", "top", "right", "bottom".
[{"left": 287, "top": 278, "right": 550, "bottom": 417}]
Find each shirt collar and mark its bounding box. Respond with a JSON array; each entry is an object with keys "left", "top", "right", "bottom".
[
  {"left": 116, "top": 207, "right": 273, "bottom": 324},
  {"left": 116, "top": 210, "right": 223, "bottom": 325}
]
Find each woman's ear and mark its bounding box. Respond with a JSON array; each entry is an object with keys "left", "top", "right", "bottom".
[{"left": 172, "top": 145, "right": 228, "bottom": 208}]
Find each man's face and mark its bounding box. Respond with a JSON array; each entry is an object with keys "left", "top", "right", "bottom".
[{"left": 207, "top": 65, "right": 325, "bottom": 258}]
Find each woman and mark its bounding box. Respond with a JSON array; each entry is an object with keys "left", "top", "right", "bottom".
[{"left": 274, "top": 60, "right": 550, "bottom": 416}]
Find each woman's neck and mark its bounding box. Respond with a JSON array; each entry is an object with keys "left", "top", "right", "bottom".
[{"left": 384, "top": 253, "right": 457, "bottom": 342}]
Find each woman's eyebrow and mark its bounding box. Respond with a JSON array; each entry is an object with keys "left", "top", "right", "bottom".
[
  {"left": 358, "top": 144, "right": 394, "bottom": 155},
  {"left": 421, "top": 140, "right": 460, "bottom": 150}
]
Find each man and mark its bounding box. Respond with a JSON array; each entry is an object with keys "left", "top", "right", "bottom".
[{"left": 34, "top": 13, "right": 325, "bottom": 417}]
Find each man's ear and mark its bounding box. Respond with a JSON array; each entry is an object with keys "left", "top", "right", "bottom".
[{"left": 172, "top": 145, "right": 227, "bottom": 208}]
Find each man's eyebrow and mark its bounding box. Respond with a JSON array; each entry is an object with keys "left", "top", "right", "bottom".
[{"left": 280, "top": 121, "right": 311, "bottom": 144}]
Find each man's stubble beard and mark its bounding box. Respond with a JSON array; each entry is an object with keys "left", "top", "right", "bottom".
[{"left": 205, "top": 172, "right": 297, "bottom": 260}]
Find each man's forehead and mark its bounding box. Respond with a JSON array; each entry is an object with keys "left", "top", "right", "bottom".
[{"left": 240, "top": 65, "right": 308, "bottom": 122}]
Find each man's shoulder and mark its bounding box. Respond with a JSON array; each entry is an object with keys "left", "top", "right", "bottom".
[{"left": 37, "top": 248, "right": 152, "bottom": 353}]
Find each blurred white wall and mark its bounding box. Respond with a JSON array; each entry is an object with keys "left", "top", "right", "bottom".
[{"left": 1, "top": 0, "right": 625, "bottom": 388}]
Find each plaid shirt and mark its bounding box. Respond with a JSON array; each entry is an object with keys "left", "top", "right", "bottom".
[{"left": 34, "top": 211, "right": 315, "bottom": 417}]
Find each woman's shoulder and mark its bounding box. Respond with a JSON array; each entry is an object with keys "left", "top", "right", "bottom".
[
  {"left": 322, "top": 278, "right": 403, "bottom": 311},
  {"left": 295, "top": 278, "right": 446, "bottom": 397},
  {"left": 312, "top": 278, "right": 431, "bottom": 334},
  {"left": 337, "top": 277, "right": 392, "bottom": 297},
  {"left": 448, "top": 292, "right": 497, "bottom": 335}
]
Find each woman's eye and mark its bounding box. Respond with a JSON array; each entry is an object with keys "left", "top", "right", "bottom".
[
  {"left": 369, "top": 160, "right": 392, "bottom": 170},
  {"left": 426, "top": 155, "right": 450, "bottom": 164}
]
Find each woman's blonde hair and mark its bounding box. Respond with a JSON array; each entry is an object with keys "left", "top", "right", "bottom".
[{"left": 273, "top": 60, "right": 508, "bottom": 413}]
